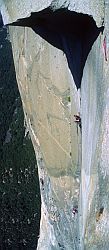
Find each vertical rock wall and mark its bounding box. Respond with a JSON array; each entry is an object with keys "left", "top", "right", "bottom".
[
  {"left": 1, "top": 0, "right": 109, "bottom": 249},
  {"left": 8, "top": 26, "right": 80, "bottom": 250},
  {"left": 80, "top": 3, "right": 109, "bottom": 249}
]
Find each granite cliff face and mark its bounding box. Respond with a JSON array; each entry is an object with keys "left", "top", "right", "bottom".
[{"left": 1, "top": 0, "right": 109, "bottom": 249}]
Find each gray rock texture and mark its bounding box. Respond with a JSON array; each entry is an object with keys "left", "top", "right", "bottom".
[
  {"left": 1, "top": 0, "right": 104, "bottom": 26},
  {"left": 1, "top": 0, "right": 109, "bottom": 249}
]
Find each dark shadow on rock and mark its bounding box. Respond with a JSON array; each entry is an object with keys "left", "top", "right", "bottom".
[{"left": 8, "top": 7, "right": 104, "bottom": 89}]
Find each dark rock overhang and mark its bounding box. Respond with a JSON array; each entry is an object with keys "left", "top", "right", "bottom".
[{"left": 5, "top": 7, "right": 104, "bottom": 89}]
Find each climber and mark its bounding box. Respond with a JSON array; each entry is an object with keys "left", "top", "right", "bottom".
[
  {"left": 74, "top": 113, "right": 81, "bottom": 130},
  {"left": 40, "top": 178, "right": 44, "bottom": 186},
  {"left": 72, "top": 207, "right": 78, "bottom": 216},
  {"left": 40, "top": 177, "right": 44, "bottom": 190}
]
